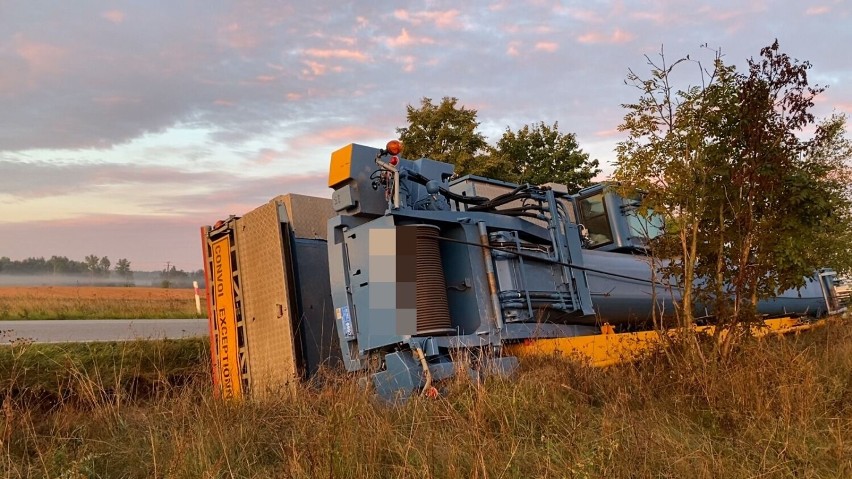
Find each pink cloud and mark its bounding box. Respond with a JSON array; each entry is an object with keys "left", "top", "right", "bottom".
[
  {"left": 567, "top": 8, "right": 604, "bottom": 23},
  {"left": 393, "top": 9, "right": 462, "bottom": 29},
  {"left": 255, "top": 75, "right": 276, "bottom": 83},
  {"left": 213, "top": 99, "right": 235, "bottom": 106},
  {"left": 594, "top": 129, "right": 620, "bottom": 138},
  {"left": 304, "top": 48, "right": 369, "bottom": 62},
  {"left": 398, "top": 55, "right": 416, "bottom": 72},
  {"left": 286, "top": 92, "right": 302, "bottom": 101},
  {"left": 387, "top": 28, "right": 436, "bottom": 48},
  {"left": 631, "top": 11, "right": 668, "bottom": 23},
  {"left": 506, "top": 41, "right": 521, "bottom": 57},
  {"left": 219, "top": 23, "right": 260, "bottom": 50},
  {"left": 835, "top": 102, "right": 852, "bottom": 113},
  {"left": 535, "top": 42, "right": 558, "bottom": 53},
  {"left": 696, "top": 4, "right": 768, "bottom": 23},
  {"left": 92, "top": 95, "right": 141, "bottom": 106},
  {"left": 13, "top": 34, "right": 66, "bottom": 75},
  {"left": 302, "top": 61, "right": 327, "bottom": 76},
  {"left": 806, "top": 6, "right": 830, "bottom": 15},
  {"left": 489, "top": 1, "right": 509, "bottom": 12},
  {"left": 300, "top": 60, "right": 343, "bottom": 77},
  {"left": 252, "top": 148, "right": 282, "bottom": 165},
  {"left": 577, "top": 28, "right": 634, "bottom": 44},
  {"left": 101, "top": 10, "right": 126, "bottom": 24},
  {"left": 289, "top": 125, "right": 385, "bottom": 151},
  {"left": 333, "top": 36, "right": 357, "bottom": 46}
]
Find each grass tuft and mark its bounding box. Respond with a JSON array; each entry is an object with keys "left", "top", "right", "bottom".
[{"left": 1, "top": 319, "right": 850, "bottom": 478}]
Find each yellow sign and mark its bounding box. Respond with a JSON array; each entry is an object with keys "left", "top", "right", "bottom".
[{"left": 211, "top": 236, "right": 242, "bottom": 399}]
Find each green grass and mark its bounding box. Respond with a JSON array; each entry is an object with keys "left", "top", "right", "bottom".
[
  {"left": 1, "top": 320, "right": 850, "bottom": 478},
  {"left": 0, "top": 338, "right": 209, "bottom": 407}
]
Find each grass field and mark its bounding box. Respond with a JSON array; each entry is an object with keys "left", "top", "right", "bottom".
[
  {"left": 1, "top": 317, "right": 850, "bottom": 478},
  {"left": 0, "top": 286, "right": 205, "bottom": 320}
]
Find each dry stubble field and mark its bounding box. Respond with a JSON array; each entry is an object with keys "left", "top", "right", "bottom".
[{"left": 0, "top": 286, "right": 206, "bottom": 320}]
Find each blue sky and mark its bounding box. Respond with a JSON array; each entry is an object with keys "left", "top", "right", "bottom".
[{"left": 2, "top": 0, "right": 850, "bottom": 271}]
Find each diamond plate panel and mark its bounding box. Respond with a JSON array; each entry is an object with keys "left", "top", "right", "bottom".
[{"left": 234, "top": 201, "right": 300, "bottom": 396}]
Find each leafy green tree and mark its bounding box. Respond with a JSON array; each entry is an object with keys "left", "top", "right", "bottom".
[
  {"left": 397, "top": 98, "right": 599, "bottom": 189},
  {"left": 494, "top": 121, "right": 600, "bottom": 191},
  {"left": 396, "top": 96, "right": 489, "bottom": 176},
  {"left": 615, "top": 49, "right": 731, "bottom": 330},
  {"left": 796, "top": 114, "right": 852, "bottom": 275},
  {"left": 615, "top": 41, "right": 852, "bottom": 344}
]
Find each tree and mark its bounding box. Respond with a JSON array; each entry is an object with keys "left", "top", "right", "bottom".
[
  {"left": 85, "top": 254, "right": 100, "bottom": 276},
  {"left": 615, "top": 41, "right": 852, "bottom": 344},
  {"left": 494, "top": 121, "right": 600, "bottom": 191},
  {"left": 160, "top": 265, "right": 191, "bottom": 288},
  {"left": 396, "top": 97, "right": 489, "bottom": 176},
  {"left": 795, "top": 115, "right": 852, "bottom": 275},
  {"left": 615, "top": 48, "right": 731, "bottom": 330},
  {"left": 98, "top": 256, "right": 111, "bottom": 277},
  {"left": 115, "top": 258, "right": 133, "bottom": 284},
  {"left": 397, "top": 97, "right": 599, "bottom": 189}
]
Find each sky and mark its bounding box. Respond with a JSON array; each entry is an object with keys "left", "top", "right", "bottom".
[{"left": 2, "top": 1, "right": 850, "bottom": 272}]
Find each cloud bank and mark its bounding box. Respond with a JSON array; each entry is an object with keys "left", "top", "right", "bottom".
[{"left": 1, "top": 0, "right": 850, "bottom": 269}]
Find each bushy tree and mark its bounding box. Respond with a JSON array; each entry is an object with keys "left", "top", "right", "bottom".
[
  {"left": 84, "top": 254, "right": 111, "bottom": 277},
  {"left": 397, "top": 97, "right": 599, "bottom": 191},
  {"left": 615, "top": 41, "right": 852, "bottom": 343},
  {"left": 396, "top": 97, "right": 489, "bottom": 175},
  {"left": 494, "top": 121, "right": 600, "bottom": 192}
]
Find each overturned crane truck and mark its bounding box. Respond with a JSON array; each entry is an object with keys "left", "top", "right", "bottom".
[{"left": 201, "top": 142, "right": 846, "bottom": 400}]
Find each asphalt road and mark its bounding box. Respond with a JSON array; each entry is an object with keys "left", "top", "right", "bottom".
[{"left": 0, "top": 319, "right": 210, "bottom": 344}]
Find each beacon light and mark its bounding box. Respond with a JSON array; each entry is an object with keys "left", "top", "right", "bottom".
[{"left": 386, "top": 140, "right": 402, "bottom": 155}]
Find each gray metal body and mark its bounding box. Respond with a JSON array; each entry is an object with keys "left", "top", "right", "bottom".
[
  {"left": 325, "top": 144, "right": 844, "bottom": 399},
  {"left": 582, "top": 249, "right": 840, "bottom": 325},
  {"left": 327, "top": 145, "right": 598, "bottom": 399}
]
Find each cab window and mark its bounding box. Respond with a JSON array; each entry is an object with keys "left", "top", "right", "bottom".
[{"left": 578, "top": 193, "right": 613, "bottom": 247}]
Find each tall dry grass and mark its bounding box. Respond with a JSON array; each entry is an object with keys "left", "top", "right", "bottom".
[{"left": 1, "top": 319, "right": 850, "bottom": 478}]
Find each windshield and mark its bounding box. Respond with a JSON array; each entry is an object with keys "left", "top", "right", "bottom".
[
  {"left": 577, "top": 193, "right": 613, "bottom": 247},
  {"left": 623, "top": 194, "right": 664, "bottom": 241}
]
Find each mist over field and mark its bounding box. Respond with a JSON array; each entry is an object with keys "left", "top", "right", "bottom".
[
  {"left": 0, "top": 272, "right": 202, "bottom": 288},
  {"left": 0, "top": 274, "right": 124, "bottom": 286}
]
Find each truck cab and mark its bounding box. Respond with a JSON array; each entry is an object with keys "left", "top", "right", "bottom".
[{"left": 570, "top": 183, "right": 664, "bottom": 253}]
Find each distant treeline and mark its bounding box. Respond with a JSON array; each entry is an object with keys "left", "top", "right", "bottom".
[
  {"left": 0, "top": 255, "right": 204, "bottom": 288},
  {"left": 1, "top": 255, "right": 98, "bottom": 275}
]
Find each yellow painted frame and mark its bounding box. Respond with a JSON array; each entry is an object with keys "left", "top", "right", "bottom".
[{"left": 505, "top": 317, "right": 826, "bottom": 367}]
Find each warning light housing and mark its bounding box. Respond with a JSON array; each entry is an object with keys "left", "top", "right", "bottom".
[{"left": 386, "top": 140, "right": 402, "bottom": 155}]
